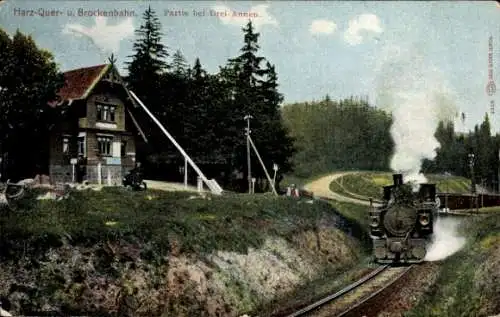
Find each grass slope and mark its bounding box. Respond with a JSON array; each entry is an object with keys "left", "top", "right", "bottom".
[
  {"left": 0, "top": 188, "right": 341, "bottom": 258},
  {"left": 0, "top": 187, "right": 365, "bottom": 316},
  {"left": 405, "top": 214, "right": 500, "bottom": 317},
  {"left": 330, "top": 172, "right": 472, "bottom": 201}
]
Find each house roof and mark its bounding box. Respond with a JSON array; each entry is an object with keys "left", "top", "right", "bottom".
[
  {"left": 57, "top": 64, "right": 110, "bottom": 102},
  {"left": 47, "top": 63, "right": 148, "bottom": 144}
]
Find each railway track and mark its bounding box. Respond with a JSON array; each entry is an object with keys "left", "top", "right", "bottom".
[{"left": 284, "top": 265, "right": 413, "bottom": 317}]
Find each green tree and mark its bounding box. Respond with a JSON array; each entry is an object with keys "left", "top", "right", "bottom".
[
  {"left": 185, "top": 58, "right": 211, "bottom": 159},
  {"left": 126, "top": 6, "right": 170, "bottom": 174},
  {"left": 433, "top": 121, "right": 455, "bottom": 172},
  {"left": 228, "top": 21, "right": 266, "bottom": 88},
  {"left": 126, "top": 6, "right": 168, "bottom": 107},
  {"left": 474, "top": 113, "right": 496, "bottom": 187},
  {"left": 324, "top": 94, "right": 332, "bottom": 104},
  {"left": 220, "top": 21, "right": 266, "bottom": 191},
  {"left": 429, "top": 114, "right": 500, "bottom": 191},
  {"left": 0, "top": 29, "right": 63, "bottom": 180},
  {"left": 215, "top": 65, "right": 246, "bottom": 187},
  {"left": 282, "top": 97, "right": 393, "bottom": 177},
  {"left": 171, "top": 50, "right": 189, "bottom": 78},
  {"left": 253, "top": 62, "right": 296, "bottom": 189},
  {"left": 221, "top": 21, "right": 296, "bottom": 191}
]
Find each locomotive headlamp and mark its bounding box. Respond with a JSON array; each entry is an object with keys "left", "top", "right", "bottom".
[
  {"left": 370, "top": 216, "right": 380, "bottom": 227},
  {"left": 419, "top": 213, "right": 430, "bottom": 226}
]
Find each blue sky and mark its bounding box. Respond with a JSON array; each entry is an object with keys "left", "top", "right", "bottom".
[{"left": 0, "top": 0, "right": 499, "bottom": 133}]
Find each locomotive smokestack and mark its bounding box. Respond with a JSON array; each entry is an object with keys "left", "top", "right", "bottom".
[{"left": 393, "top": 174, "right": 403, "bottom": 186}]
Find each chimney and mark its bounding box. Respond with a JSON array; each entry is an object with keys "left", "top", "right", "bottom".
[{"left": 393, "top": 174, "right": 403, "bottom": 186}]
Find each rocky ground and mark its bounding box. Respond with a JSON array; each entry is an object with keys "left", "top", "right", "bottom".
[
  {"left": 2, "top": 172, "right": 498, "bottom": 317},
  {"left": 0, "top": 187, "right": 363, "bottom": 317}
]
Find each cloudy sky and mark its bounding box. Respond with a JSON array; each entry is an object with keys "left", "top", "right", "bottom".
[{"left": 0, "top": 0, "right": 499, "bottom": 132}]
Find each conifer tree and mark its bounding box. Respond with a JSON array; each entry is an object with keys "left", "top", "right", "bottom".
[
  {"left": 256, "top": 61, "right": 296, "bottom": 184},
  {"left": 191, "top": 58, "right": 206, "bottom": 79},
  {"left": 229, "top": 21, "right": 266, "bottom": 87},
  {"left": 259, "top": 62, "right": 282, "bottom": 118},
  {"left": 126, "top": 6, "right": 170, "bottom": 171},
  {"left": 126, "top": 6, "right": 168, "bottom": 105},
  {"left": 221, "top": 21, "right": 296, "bottom": 191},
  {"left": 184, "top": 58, "right": 209, "bottom": 158},
  {"left": 171, "top": 50, "right": 188, "bottom": 78},
  {"left": 228, "top": 20, "right": 266, "bottom": 113}
]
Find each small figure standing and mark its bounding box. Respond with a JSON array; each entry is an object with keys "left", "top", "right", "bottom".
[
  {"left": 76, "top": 154, "right": 86, "bottom": 183},
  {"left": 293, "top": 185, "right": 300, "bottom": 198},
  {"left": 131, "top": 162, "right": 142, "bottom": 182}
]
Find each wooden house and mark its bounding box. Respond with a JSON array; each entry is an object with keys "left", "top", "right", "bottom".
[{"left": 48, "top": 63, "right": 147, "bottom": 185}]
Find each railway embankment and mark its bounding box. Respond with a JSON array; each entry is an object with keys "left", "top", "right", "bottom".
[
  {"left": 0, "top": 187, "right": 364, "bottom": 317},
  {"left": 403, "top": 212, "right": 500, "bottom": 317}
]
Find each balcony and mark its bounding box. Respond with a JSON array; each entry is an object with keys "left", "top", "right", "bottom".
[{"left": 96, "top": 121, "right": 118, "bottom": 130}]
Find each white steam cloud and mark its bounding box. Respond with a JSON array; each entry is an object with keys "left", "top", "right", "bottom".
[
  {"left": 424, "top": 216, "right": 466, "bottom": 261},
  {"left": 375, "top": 44, "right": 458, "bottom": 187}
]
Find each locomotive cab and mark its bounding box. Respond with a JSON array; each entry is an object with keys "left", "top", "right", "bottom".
[{"left": 370, "top": 174, "right": 438, "bottom": 264}]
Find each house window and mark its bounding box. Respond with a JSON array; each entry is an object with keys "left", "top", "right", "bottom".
[
  {"left": 62, "top": 137, "right": 69, "bottom": 154},
  {"left": 96, "top": 103, "right": 117, "bottom": 122},
  {"left": 121, "top": 141, "right": 127, "bottom": 157},
  {"left": 77, "top": 137, "right": 85, "bottom": 156},
  {"left": 97, "top": 136, "right": 113, "bottom": 156}
]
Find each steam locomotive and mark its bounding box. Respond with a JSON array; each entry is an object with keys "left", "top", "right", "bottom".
[{"left": 369, "top": 174, "right": 439, "bottom": 264}]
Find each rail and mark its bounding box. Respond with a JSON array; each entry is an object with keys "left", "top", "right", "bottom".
[
  {"left": 285, "top": 265, "right": 389, "bottom": 317},
  {"left": 337, "top": 265, "right": 413, "bottom": 317}
]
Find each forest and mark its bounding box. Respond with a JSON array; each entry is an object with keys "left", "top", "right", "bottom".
[
  {"left": 125, "top": 8, "right": 294, "bottom": 192},
  {"left": 1, "top": 6, "right": 499, "bottom": 192},
  {"left": 284, "top": 95, "right": 500, "bottom": 192}
]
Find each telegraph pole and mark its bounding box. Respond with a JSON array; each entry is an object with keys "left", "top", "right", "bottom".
[
  {"left": 497, "top": 150, "right": 500, "bottom": 193},
  {"left": 244, "top": 114, "right": 253, "bottom": 194}
]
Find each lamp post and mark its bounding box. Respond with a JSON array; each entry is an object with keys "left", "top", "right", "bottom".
[
  {"left": 272, "top": 163, "right": 278, "bottom": 189},
  {"left": 179, "top": 161, "right": 187, "bottom": 189},
  {"left": 444, "top": 171, "right": 450, "bottom": 211},
  {"left": 481, "top": 178, "right": 486, "bottom": 208},
  {"left": 468, "top": 153, "right": 477, "bottom": 212},
  {"left": 244, "top": 114, "right": 253, "bottom": 194},
  {"left": 468, "top": 153, "right": 476, "bottom": 194}
]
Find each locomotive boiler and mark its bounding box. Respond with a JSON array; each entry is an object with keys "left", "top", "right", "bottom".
[{"left": 369, "top": 174, "right": 438, "bottom": 264}]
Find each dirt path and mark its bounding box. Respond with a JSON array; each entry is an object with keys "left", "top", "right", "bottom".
[
  {"left": 144, "top": 180, "right": 203, "bottom": 193},
  {"left": 304, "top": 172, "right": 381, "bottom": 206}
]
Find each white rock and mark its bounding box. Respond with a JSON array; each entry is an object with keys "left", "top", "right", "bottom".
[
  {"left": 0, "top": 307, "right": 12, "bottom": 317},
  {"left": 36, "top": 192, "right": 57, "bottom": 200}
]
